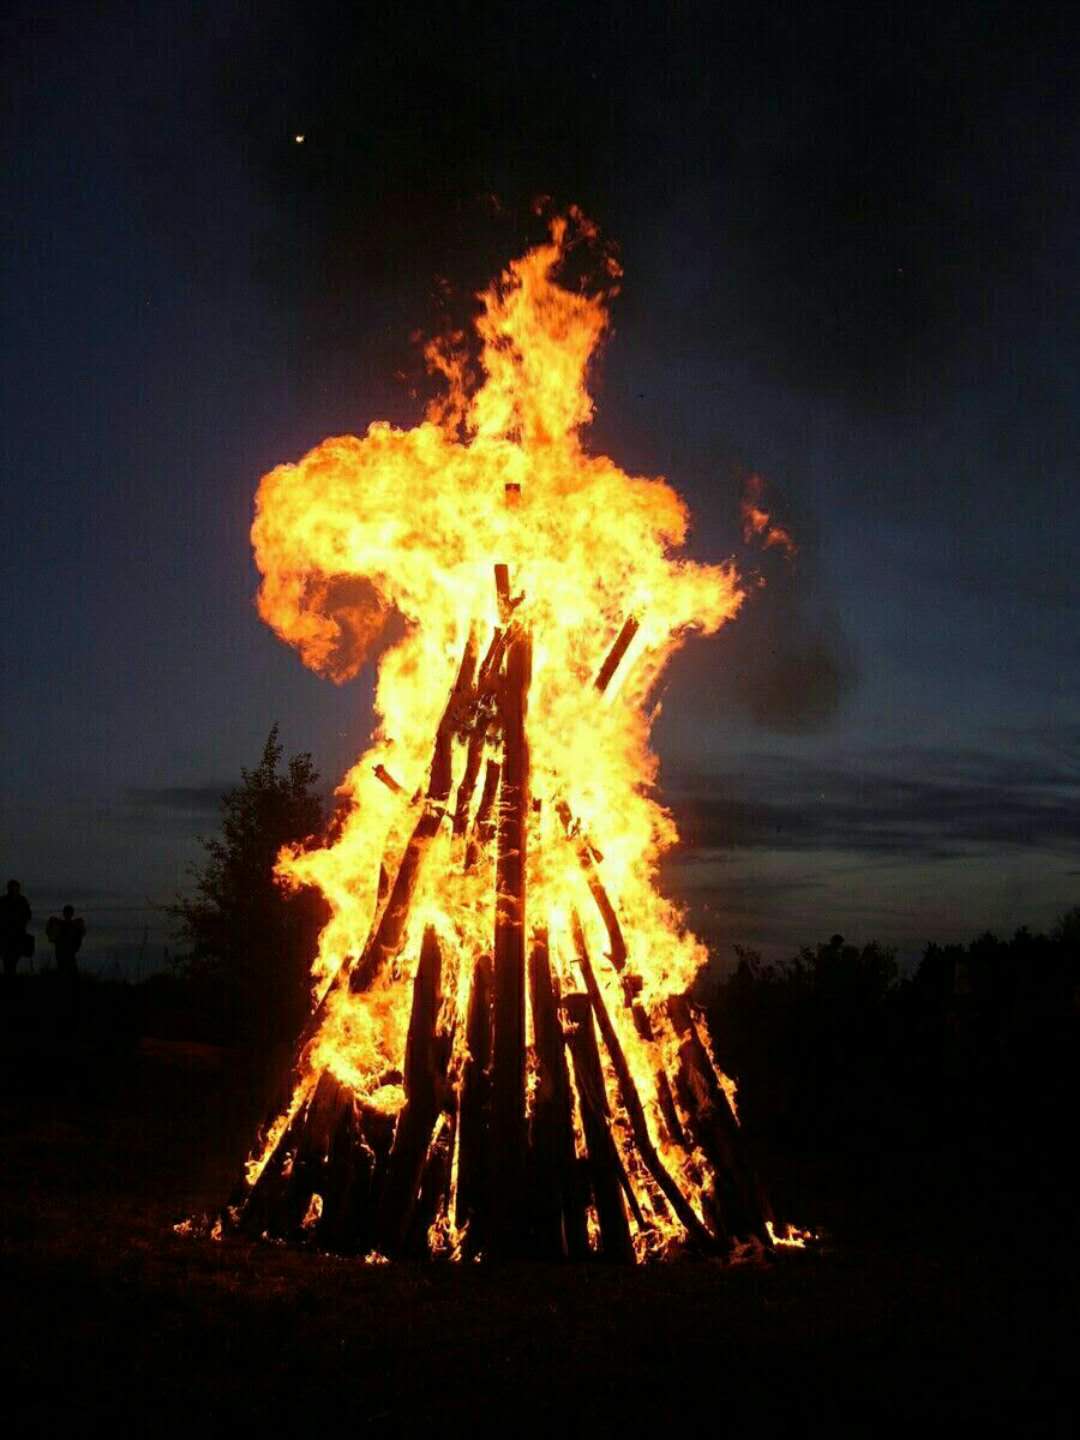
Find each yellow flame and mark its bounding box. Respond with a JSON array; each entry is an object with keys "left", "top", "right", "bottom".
[{"left": 245, "top": 211, "right": 745, "bottom": 1247}]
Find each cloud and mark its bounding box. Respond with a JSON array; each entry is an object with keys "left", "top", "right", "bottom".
[
  {"left": 667, "top": 743, "right": 1080, "bottom": 863},
  {"left": 125, "top": 785, "right": 230, "bottom": 818}
]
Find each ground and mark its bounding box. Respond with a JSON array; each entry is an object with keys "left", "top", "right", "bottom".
[{"left": 0, "top": 1033, "right": 1074, "bottom": 1436}]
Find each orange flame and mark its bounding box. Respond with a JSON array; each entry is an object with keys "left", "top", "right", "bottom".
[
  {"left": 247, "top": 211, "right": 748, "bottom": 1252},
  {"left": 741, "top": 473, "right": 797, "bottom": 558}
]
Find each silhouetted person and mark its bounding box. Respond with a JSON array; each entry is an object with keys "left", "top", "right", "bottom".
[
  {"left": 47, "top": 904, "right": 84, "bottom": 1033},
  {"left": 1, "top": 879, "right": 32, "bottom": 978},
  {"left": 47, "top": 905, "right": 85, "bottom": 977}
]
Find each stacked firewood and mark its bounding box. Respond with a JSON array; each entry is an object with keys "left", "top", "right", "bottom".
[{"left": 231, "top": 575, "right": 774, "bottom": 1261}]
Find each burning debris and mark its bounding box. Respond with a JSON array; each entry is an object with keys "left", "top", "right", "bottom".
[
  {"left": 227, "top": 210, "right": 788, "bottom": 1261},
  {"left": 741, "top": 473, "right": 797, "bottom": 560}
]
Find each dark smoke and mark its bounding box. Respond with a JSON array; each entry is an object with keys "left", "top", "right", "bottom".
[
  {"left": 733, "top": 575, "right": 859, "bottom": 734},
  {"left": 702, "top": 474, "right": 859, "bottom": 735}
]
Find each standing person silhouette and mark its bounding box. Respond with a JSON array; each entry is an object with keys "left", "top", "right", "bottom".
[
  {"left": 1, "top": 880, "right": 32, "bottom": 979},
  {"left": 47, "top": 905, "right": 85, "bottom": 977},
  {"left": 47, "top": 904, "right": 85, "bottom": 1031}
]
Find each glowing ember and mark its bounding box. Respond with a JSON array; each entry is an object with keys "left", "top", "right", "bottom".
[
  {"left": 741, "top": 473, "right": 797, "bottom": 559},
  {"left": 231, "top": 209, "right": 783, "bottom": 1261}
]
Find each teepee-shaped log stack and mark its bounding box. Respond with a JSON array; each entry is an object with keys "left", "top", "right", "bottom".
[{"left": 229, "top": 567, "right": 775, "bottom": 1262}]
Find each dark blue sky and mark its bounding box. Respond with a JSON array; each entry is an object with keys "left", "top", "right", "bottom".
[{"left": 2, "top": 0, "right": 1078, "bottom": 972}]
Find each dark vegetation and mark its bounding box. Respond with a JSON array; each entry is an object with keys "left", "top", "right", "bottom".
[
  {"left": 166, "top": 725, "right": 328, "bottom": 1060},
  {"left": 711, "top": 915, "right": 1080, "bottom": 1186}
]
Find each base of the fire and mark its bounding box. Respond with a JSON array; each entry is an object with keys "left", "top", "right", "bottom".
[
  {"left": 221, "top": 945, "right": 810, "bottom": 1264},
  {"left": 220, "top": 606, "right": 807, "bottom": 1263}
]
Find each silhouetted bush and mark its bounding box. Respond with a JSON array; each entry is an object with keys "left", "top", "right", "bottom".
[
  {"left": 167, "top": 726, "right": 329, "bottom": 1056},
  {"left": 705, "top": 911, "right": 1080, "bottom": 1161}
]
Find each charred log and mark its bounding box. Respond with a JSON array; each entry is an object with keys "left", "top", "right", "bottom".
[
  {"left": 527, "top": 929, "right": 589, "bottom": 1259},
  {"left": 455, "top": 952, "right": 493, "bottom": 1255},
  {"left": 348, "top": 635, "right": 477, "bottom": 994},
  {"left": 373, "top": 763, "right": 406, "bottom": 795},
  {"left": 562, "top": 993, "right": 635, "bottom": 1262},
  {"left": 404, "top": 1113, "right": 456, "bottom": 1258},
  {"left": 556, "top": 801, "right": 628, "bottom": 971},
  {"left": 667, "top": 995, "right": 772, "bottom": 1244},
  {"left": 572, "top": 913, "right": 717, "bottom": 1252},
  {"left": 490, "top": 626, "right": 531, "bottom": 1257},
  {"left": 594, "top": 614, "right": 640, "bottom": 693},
  {"left": 465, "top": 759, "right": 501, "bottom": 870},
  {"left": 238, "top": 1073, "right": 394, "bottom": 1253},
  {"left": 375, "top": 928, "right": 452, "bottom": 1255}
]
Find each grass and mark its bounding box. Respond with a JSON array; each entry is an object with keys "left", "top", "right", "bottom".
[{"left": 0, "top": 1035, "right": 1074, "bottom": 1436}]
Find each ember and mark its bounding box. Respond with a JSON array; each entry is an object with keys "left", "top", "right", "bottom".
[{"left": 229, "top": 210, "right": 781, "bottom": 1260}]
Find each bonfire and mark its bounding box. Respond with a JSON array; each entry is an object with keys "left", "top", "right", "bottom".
[{"left": 228, "top": 209, "right": 796, "bottom": 1261}]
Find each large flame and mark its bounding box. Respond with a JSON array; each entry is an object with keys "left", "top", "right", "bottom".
[{"left": 247, "top": 211, "right": 745, "bottom": 1252}]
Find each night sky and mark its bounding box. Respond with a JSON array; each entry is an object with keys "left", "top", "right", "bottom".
[{"left": 3, "top": 0, "right": 1078, "bottom": 973}]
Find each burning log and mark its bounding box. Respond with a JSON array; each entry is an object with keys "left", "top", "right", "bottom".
[
  {"left": 562, "top": 993, "right": 635, "bottom": 1262},
  {"left": 453, "top": 727, "right": 489, "bottom": 836},
  {"left": 373, "top": 763, "right": 406, "bottom": 795},
  {"left": 465, "top": 759, "right": 501, "bottom": 870},
  {"left": 256, "top": 625, "right": 481, "bottom": 1123},
  {"left": 238, "top": 1072, "right": 394, "bottom": 1253},
  {"left": 490, "top": 624, "right": 531, "bottom": 1257},
  {"left": 594, "top": 614, "right": 640, "bottom": 694},
  {"left": 527, "top": 929, "right": 589, "bottom": 1259},
  {"left": 571, "top": 913, "right": 717, "bottom": 1252},
  {"left": 455, "top": 619, "right": 518, "bottom": 841},
  {"left": 477, "top": 623, "right": 512, "bottom": 691},
  {"left": 667, "top": 995, "right": 772, "bottom": 1244},
  {"left": 349, "top": 633, "right": 477, "bottom": 994},
  {"left": 556, "top": 801, "right": 627, "bottom": 971},
  {"left": 656, "top": 1071, "right": 688, "bottom": 1149},
  {"left": 494, "top": 563, "right": 512, "bottom": 619},
  {"left": 375, "top": 927, "right": 452, "bottom": 1254},
  {"left": 404, "top": 1112, "right": 456, "bottom": 1258},
  {"left": 455, "top": 951, "right": 493, "bottom": 1254}
]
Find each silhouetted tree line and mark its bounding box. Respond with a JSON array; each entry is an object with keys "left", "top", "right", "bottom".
[{"left": 704, "top": 915, "right": 1080, "bottom": 1156}]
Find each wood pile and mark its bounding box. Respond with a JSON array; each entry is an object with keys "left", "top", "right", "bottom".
[{"left": 230, "top": 567, "right": 776, "bottom": 1262}]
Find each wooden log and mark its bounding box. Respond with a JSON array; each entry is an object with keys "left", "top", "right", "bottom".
[
  {"left": 457, "top": 621, "right": 517, "bottom": 847},
  {"left": 667, "top": 995, "right": 772, "bottom": 1243},
  {"left": 494, "top": 563, "right": 512, "bottom": 619},
  {"left": 349, "top": 636, "right": 477, "bottom": 994},
  {"left": 465, "top": 759, "right": 501, "bottom": 870},
  {"left": 237, "top": 1091, "right": 313, "bottom": 1238},
  {"left": 318, "top": 1097, "right": 394, "bottom": 1254},
  {"left": 656, "top": 1071, "right": 688, "bottom": 1149},
  {"left": 556, "top": 801, "right": 627, "bottom": 971},
  {"left": 528, "top": 929, "right": 589, "bottom": 1259},
  {"left": 455, "top": 952, "right": 493, "bottom": 1253},
  {"left": 245, "top": 625, "right": 479, "bottom": 1153},
  {"left": 571, "top": 913, "right": 718, "bottom": 1251},
  {"left": 453, "top": 708, "right": 497, "bottom": 837},
  {"left": 235, "top": 1069, "right": 385, "bottom": 1250},
  {"left": 562, "top": 993, "right": 635, "bottom": 1262},
  {"left": 490, "top": 625, "right": 531, "bottom": 1257},
  {"left": 404, "top": 1113, "right": 456, "bottom": 1258},
  {"left": 373, "top": 763, "right": 406, "bottom": 795},
  {"left": 286, "top": 1071, "right": 352, "bottom": 1236},
  {"left": 594, "top": 614, "right": 640, "bottom": 694},
  {"left": 477, "top": 625, "right": 512, "bottom": 692},
  {"left": 375, "top": 927, "right": 450, "bottom": 1254}
]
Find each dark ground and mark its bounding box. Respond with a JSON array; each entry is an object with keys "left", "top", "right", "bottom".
[{"left": 0, "top": 1003, "right": 1075, "bottom": 1437}]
